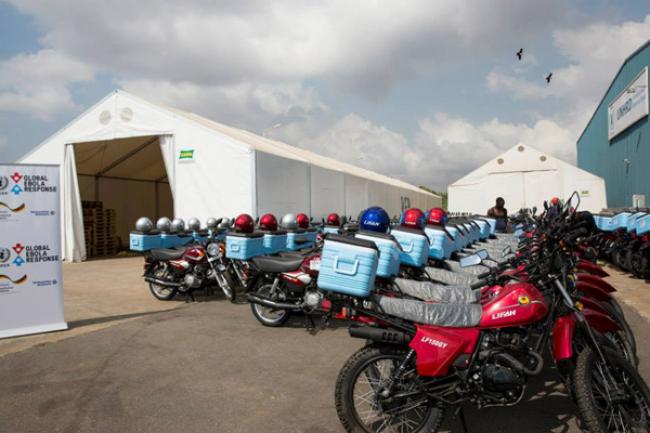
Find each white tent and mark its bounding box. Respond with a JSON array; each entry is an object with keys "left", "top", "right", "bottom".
[
  {"left": 448, "top": 144, "right": 607, "bottom": 215},
  {"left": 19, "top": 90, "right": 440, "bottom": 261}
]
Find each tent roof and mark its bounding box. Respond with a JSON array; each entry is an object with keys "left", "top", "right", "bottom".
[
  {"left": 450, "top": 144, "right": 603, "bottom": 186},
  {"left": 158, "top": 96, "right": 435, "bottom": 197},
  {"left": 24, "top": 89, "right": 436, "bottom": 198}
]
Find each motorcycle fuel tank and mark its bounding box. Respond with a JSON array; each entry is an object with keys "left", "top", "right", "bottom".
[{"left": 479, "top": 283, "right": 548, "bottom": 328}]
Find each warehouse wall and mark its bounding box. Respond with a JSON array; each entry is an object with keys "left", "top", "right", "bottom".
[{"left": 578, "top": 42, "right": 650, "bottom": 208}]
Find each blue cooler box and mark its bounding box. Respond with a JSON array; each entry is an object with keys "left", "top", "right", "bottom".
[
  {"left": 305, "top": 228, "right": 318, "bottom": 243},
  {"left": 355, "top": 231, "right": 401, "bottom": 278},
  {"left": 446, "top": 226, "right": 463, "bottom": 251},
  {"left": 226, "top": 232, "right": 264, "bottom": 260},
  {"left": 317, "top": 234, "right": 379, "bottom": 297},
  {"left": 475, "top": 220, "right": 490, "bottom": 240},
  {"left": 130, "top": 231, "right": 162, "bottom": 251},
  {"left": 594, "top": 215, "right": 613, "bottom": 232},
  {"left": 424, "top": 226, "right": 454, "bottom": 260},
  {"left": 262, "top": 230, "right": 288, "bottom": 254},
  {"left": 391, "top": 227, "right": 429, "bottom": 267},
  {"left": 609, "top": 212, "right": 631, "bottom": 231},
  {"left": 628, "top": 212, "right": 646, "bottom": 232},
  {"left": 286, "top": 229, "right": 314, "bottom": 251},
  {"left": 323, "top": 226, "right": 340, "bottom": 235},
  {"left": 484, "top": 217, "right": 497, "bottom": 235},
  {"left": 636, "top": 214, "right": 650, "bottom": 235},
  {"left": 159, "top": 234, "right": 179, "bottom": 248}
]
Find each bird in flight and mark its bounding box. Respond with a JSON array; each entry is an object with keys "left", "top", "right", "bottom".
[
  {"left": 516, "top": 48, "right": 524, "bottom": 61},
  {"left": 545, "top": 73, "right": 553, "bottom": 84}
]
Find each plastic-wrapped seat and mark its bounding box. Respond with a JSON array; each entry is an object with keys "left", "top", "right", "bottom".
[
  {"left": 444, "top": 260, "right": 489, "bottom": 276},
  {"left": 376, "top": 296, "right": 482, "bottom": 327},
  {"left": 425, "top": 267, "right": 478, "bottom": 286},
  {"left": 393, "top": 278, "right": 480, "bottom": 303}
]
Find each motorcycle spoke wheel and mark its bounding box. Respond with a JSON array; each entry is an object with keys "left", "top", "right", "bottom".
[
  {"left": 148, "top": 267, "right": 177, "bottom": 301},
  {"left": 250, "top": 284, "right": 290, "bottom": 327},
  {"left": 574, "top": 347, "right": 650, "bottom": 433},
  {"left": 338, "top": 346, "right": 441, "bottom": 433}
]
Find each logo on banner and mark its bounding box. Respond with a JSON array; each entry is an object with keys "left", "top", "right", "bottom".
[
  {"left": 1, "top": 171, "right": 57, "bottom": 198},
  {"left": 0, "top": 176, "right": 8, "bottom": 191}
]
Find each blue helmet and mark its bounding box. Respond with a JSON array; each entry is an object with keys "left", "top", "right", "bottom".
[{"left": 360, "top": 206, "right": 390, "bottom": 233}]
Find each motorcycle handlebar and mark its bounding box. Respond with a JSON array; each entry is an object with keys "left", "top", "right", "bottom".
[{"left": 471, "top": 278, "right": 488, "bottom": 290}]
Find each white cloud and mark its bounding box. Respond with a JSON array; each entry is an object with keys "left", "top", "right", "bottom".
[
  {"left": 120, "top": 79, "right": 327, "bottom": 130},
  {"left": 8, "top": 0, "right": 569, "bottom": 98},
  {"left": 275, "top": 111, "right": 575, "bottom": 190},
  {"left": 0, "top": 49, "right": 94, "bottom": 120},
  {"left": 487, "top": 14, "right": 650, "bottom": 108}
]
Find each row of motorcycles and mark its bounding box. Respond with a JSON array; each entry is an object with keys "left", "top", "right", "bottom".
[
  {"left": 133, "top": 194, "right": 649, "bottom": 433},
  {"left": 590, "top": 209, "right": 650, "bottom": 278}
]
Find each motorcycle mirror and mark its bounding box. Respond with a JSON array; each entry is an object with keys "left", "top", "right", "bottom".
[
  {"left": 532, "top": 206, "right": 537, "bottom": 215},
  {"left": 460, "top": 252, "right": 484, "bottom": 268},
  {"left": 544, "top": 200, "right": 549, "bottom": 211}
]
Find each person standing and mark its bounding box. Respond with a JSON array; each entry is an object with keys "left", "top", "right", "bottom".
[{"left": 487, "top": 197, "right": 508, "bottom": 233}]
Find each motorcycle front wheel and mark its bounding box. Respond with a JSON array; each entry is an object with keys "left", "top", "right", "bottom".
[
  {"left": 250, "top": 284, "right": 290, "bottom": 327},
  {"left": 335, "top": 345, "right": 443, "bottom": 433},
  {"left": 574, "top": 346, "right": 650, "bottom": 433}
]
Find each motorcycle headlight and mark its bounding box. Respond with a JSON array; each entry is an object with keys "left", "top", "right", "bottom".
[{"left": 207, "top": 242, "right": 221, "bottom": 257}]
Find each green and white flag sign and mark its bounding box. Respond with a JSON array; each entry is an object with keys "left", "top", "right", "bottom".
[{"left": 179, "top": 149, "right": 195, "bottom": 161}]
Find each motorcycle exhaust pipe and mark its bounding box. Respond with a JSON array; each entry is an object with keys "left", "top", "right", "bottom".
[
  {"left": 247, "top": 294, "right": 303, "bottom": 311},
  {"left": 349, "top": 325, "right": 412, "bottom": 345},
  {"left": 144, "top": 277, "right": 182, "bottom": 288}
]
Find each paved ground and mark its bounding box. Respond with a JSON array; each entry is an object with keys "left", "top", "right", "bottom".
[
  {"left": 0, "top": 257, "right": 649, "bottom": 432},
  {"left": 0, "top": 257, "right": 181, "bottom": 357}
]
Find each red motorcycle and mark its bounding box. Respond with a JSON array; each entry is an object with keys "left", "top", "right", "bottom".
[{"left": 143, "top": 239, "right": 237, "bottom": 302}]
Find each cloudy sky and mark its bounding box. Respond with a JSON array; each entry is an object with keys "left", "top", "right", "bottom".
[{"left": 1, "top": 0, "right": 650, "bottom": 190}]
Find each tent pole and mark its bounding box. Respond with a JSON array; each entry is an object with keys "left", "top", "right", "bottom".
[{"left": 155, "top": 181, "right": 160, "bottom": 220}]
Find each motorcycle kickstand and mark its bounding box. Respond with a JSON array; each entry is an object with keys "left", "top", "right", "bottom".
[{"left": 453, "top": 405, "right": 469, "bottom": 433}]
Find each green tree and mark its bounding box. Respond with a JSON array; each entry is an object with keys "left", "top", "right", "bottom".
[{"left": 419, "top": 186, "right": 447, "bottom": 210}]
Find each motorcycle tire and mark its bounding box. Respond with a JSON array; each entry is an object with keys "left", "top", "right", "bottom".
[
  {"left": 573, "top": 346, "right": 650, "bottom": 433},
  {"left": 250, "top": 284, "right": 291, "bottom": 327},
  {"left": 335, "top": 345, "right": 444, "bottom": 433},
  {"left": 600, "top": 301, "right": 638, "bottom": 367},
  {"left": 148, "top": 265, "right": 178, "bottom": 301}
]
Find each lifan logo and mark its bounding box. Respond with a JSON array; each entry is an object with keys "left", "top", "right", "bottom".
[
  {"left": 421, "top": 336, "right": 448, "bottom": 349},
  {"left": 492, "top": 309, "right": 517, "bottom": 320}
]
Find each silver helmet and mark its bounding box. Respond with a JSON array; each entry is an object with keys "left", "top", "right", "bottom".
[
  {"left": 281, "top": 213, "right": 298, "bottom": 230},
  {"left": 206, "top": 217, "right": 219, "bottom": 229},
  {"left": 135, "top": 217, "right": 153, "bottom": 233},
  {"left": 218, "top": 217, "right": 231, "bottom": 229},
  {"left": 170, "top": 218, "right": 185, "bottom": 233},
  {"left": 187, "top": 217, "right": 201, "bottom": 231},
  {"left": 156, "top": 217, "right": 172, "bottom": 233}
]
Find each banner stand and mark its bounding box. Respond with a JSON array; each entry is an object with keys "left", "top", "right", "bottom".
[{"left": 0, "top": 163, "right": 67, "bottom": 339}]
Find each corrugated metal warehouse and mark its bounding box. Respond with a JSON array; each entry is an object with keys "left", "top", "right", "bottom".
[{"left": 577, "top": 40, "right": 650, "bottom": 208}]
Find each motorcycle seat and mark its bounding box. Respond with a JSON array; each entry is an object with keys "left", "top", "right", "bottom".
[
  {"left": 394, "top": 278, "right": 479, "bottom": 303},
  {"left": 376, "top": 296, "right": 482, "bottom": 328},
  {"left": 425, "top": 267, "right": 478, "bottom": 286},
  {"left": 251, "top": 256, "right": 305, "bottom": 273},
  {"left": 149, "top": 248, "right": 185, "bottom": 260}
]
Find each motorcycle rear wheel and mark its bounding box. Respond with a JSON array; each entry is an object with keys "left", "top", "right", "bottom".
[
  {"left": 335, "top": 345, "right": 443, "bottom": 433},
  {"left": 250, "top": 284, "right": 290, "bottom": 327},
  {"left": 148, "top": 266, "right": 178, "bottom": 301},
  {"left": 574, "top": 346, "right": 650, "bottom": 433}
]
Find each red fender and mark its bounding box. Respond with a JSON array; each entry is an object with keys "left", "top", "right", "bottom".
[
  {"left": 579, "top": 296, "right": 609, "bottom": 316},
  {"left": 582, "top": 308, "right": 622, "bottom": 333},
  {"left": 575, "top": 281, "right": 614, "bottom": 303},
  {"left": 552, "top": 315, "right": 575, "bottom": 361},
  {"left": 552, "top": 309, "right": 621, "bottom": 361},
  {"left": 576, "top": 273, "right": 616, "bottom": 293},
  {"left": 577, "top": 260, "right": 609, "bottom": 278}
]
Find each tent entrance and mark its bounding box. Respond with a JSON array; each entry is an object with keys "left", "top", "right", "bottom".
[{"left": 74, "top": 136, "right": 173, "bottom": 258}]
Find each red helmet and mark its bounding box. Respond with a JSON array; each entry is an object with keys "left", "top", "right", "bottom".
[
  {"left": 234, "top": 213, "right": 255, "bottom": 233},
  {"left": 259, "top": 213, "right": 278, "bottom": 231},
  {"left": 402, "top": 208, "right": 426, "bottom": 230},
  {"left": 326, "top": 213, "right": 341, "bottom": 226},
  {"left": 427, "top": 208, "right": 448, "bottom": 226},
  {"left": 550, "top": 196, "right": 560, "bottom": 206},
  {"left": 296, "top": 213, "right": 310, "bottom": 229}
]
